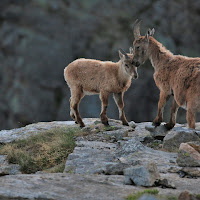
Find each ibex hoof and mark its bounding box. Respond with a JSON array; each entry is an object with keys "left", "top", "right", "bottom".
[
  {"left": 152, "top": 121, "right": 161, "bottom": 127},
  {"left": 164, "top": 123, "right": 174, "bottom": 130},
  {"left": 79, "top": 122, "right": 85, "bottom": 128},
  {"left": 122, "top": 122, "right": 129, "bottom": 126},
  {"left": 102, "top": 121, "right": 109, "bottom": 126}
]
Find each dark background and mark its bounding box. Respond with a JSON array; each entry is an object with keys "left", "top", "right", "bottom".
[{"left": 0, "top": 0, "right": 200, "bottom": 130}]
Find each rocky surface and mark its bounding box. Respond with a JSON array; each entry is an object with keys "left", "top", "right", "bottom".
[
  {"left": 0, "top": 173, "right": 138, "bottom": 200},
  {"left": 0, "top": 118, "right": 200, "bottom": 199}
]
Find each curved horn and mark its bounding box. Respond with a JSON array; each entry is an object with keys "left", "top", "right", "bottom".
[
  {"left": 133, "top": 19, "right": 141, "bottom": 39},
  {"left": 119, "top": 48, "right": 129, "bottom": 59}
]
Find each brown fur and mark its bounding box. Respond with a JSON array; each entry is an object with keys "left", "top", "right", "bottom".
[
  {"left": 64, "top": 49, "right": 138, "bottom": 127},
  {"left": 133, "top": 25, "right": 200, "bottom": 129}
]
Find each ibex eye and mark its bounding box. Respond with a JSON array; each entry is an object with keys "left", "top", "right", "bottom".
[
  {"left": 136, "top": 46, "right": 140, "bottom": 49},
  {"left": 125, "top": 64, "right": 129, "bottom": 68}
]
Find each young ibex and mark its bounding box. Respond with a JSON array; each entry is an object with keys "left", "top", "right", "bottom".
[
  {"left": 64, "top": 48, "right": 138, "bottom": 127},
  {"left": 132, "top": 20, "right": 200, "bottom": 129}
]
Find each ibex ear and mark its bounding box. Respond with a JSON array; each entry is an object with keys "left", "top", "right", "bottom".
[
  {"left": 118, "top": 50, "right": 125, "bottom": 60},
  {"left": 148, "top": 28, "right": 155, "bottom": 36},
  {"left": 145, "top": 28, "right": 152, "bottom": 42},
  {"left": 129, "top": 47, "right": 134, "bottom": 54},
  {"left": 150, "top": 28, "right": 155, "bottom": 36}
]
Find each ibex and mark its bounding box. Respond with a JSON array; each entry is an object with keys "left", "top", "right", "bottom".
[
  {"left": 132, "top": 20, "right": 200, "bottom": 129},
  {"left": 64, "top": 48, "right": 138, "bottom": 127}
]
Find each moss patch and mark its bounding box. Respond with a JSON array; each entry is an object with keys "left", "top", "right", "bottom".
[
  {"left": 196, "top": 194, "right": 200, "bottom": 199},
  {"left": 103, "top": 126, "right": 118, "bottom": 131},
  {"left": 0, "top": 127, "right": 83, "bottom": 174},
  {"left": 126, "top": 189, "right": 159, "bottom": 200}
]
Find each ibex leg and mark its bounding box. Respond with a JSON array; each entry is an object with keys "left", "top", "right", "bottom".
[
  {"left": 187, "top": 106, "right": 196, "bottom": 129},
  {"left": 70, "top": 87, "right": 85, "bottom": 127},
  {"left": 100, "top": 91, "right": 109, "bottom": 126},
  {"left": 153, "top": 91, "right": 170, "bottom": 126},
  {"left": 165, "top": 98, "right": 179, "bottom": 130},
  {"left": 113, "top": 92, "right": 129, "bottom": 126}
]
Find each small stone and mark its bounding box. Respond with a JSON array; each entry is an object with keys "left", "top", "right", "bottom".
[
  {"left": 145, "top": 124, "right": 168, "bottom": 140},
  {"left": 124, "top": 162, "right": 160, "bottom": 187},
  {"left": 129, "top": 121, "right": 136, "bottom": 128},
  {"left": 178, "top": 191, "right": 194, "bottom": 200},
  {"left": 155, "top": 178, "right": 176, "bottom": 189},
  {"left": 176, "top": 142, "right": 200, "bottom": 167},
  {"left": 181, "top": 167, "right": 200, "bottom": 177}
]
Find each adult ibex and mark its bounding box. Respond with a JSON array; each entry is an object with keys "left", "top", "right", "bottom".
[
  {"left": 64, "top": 48, "right": 138, "bottom": 127},
  {"left": 132, "top": 20, "right": 200, "bottom": 129}
]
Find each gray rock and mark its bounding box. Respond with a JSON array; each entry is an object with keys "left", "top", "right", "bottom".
[
  {"left": 104, "top": 163, "right": 130, "bottom": 175},
  {"left": 117, "top": 138, "right": 147, "bottom": 155},
  {"left": 103, "top": 129, "right": 129, "bottom": 141},
  {"left": 124, "top": 162, "right": 160, "bottom": 187},
  {"left": 0, "top": 173, "right": 138, "bottom": 200},
  {"left": 0, "top": 155, "right": 21, "bottom": 175},
  {"left": 163, "top": 127, "right": 200, "bottom": 152},
  {"left": 129, "top": 121, "right": 137, "bottom": 128},
  {"left": 155, "top": 178, "right": 176, "bottom": 189},
  {"left": 145, "top": 124, "right": 168, "bottom": 140},
  {"left": 181, "top": 167, "right": 200, "bottom": 177},
  {"left": 128, "top": 122, "right": 152, "bottom": 141},
  {"left": 177, "top": 142, "right": 200, "bottom": 167},
  {"left": 64, "top": 140, "right": 117, "bottom": 174}
]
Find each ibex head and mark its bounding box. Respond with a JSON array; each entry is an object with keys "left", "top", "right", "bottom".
[
  {"left": 133, "top": 20, "right": 155, "bottom": 67},
  {"left": 118, "top": 48, "right": 138, "bottom": 79}
]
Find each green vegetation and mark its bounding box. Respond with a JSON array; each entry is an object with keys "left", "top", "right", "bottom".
[
  {"left": 126, "top": 189, "right": 159, "bottom": 200},
  {"left": 0, "top": 127, "right": 83, "bottom": 174},
  {"left": 196, "top": 194, "right": 200, "bottom": 199},
  {"left": 103, "top": 126, "right": 118, "bottom": 131},
  {"left": 183, "top": 152, "right": 190, "bottom": 157},
  {"left": 149, "top": 141, "right": 161, "bottom": 149}
]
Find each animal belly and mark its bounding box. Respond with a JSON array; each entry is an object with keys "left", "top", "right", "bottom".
[{"left": 83, "top": 90, "right": 98, "bottom": 95}]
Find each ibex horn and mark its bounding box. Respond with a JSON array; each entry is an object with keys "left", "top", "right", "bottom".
[
  {"left": 119, "top": 48, "right": 129, "bottom": 59},
  {"left": 133, "top": 19, "right": 141, "bottom": 39}
]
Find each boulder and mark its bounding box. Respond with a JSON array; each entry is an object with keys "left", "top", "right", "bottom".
[
  {"left": 176, "top": 142, "right": 200, "bottom": 167},
  {"left": 163, "top": 127, "right": 200, "bottom": 152},
  {"left": 178, "top": 191, "right": 195, "bottom": 200},
  {"left": 64, "top": 140, "right": 117, "bottom": 174},
  {"left": 181, "top": 167, "right": 200, "bottom": 177},
  {"left": 145, "top": 124, "right": 169, "bottom": 140},
  {"left": 124, "top": 162, "right": 160, "bottom": 187}
]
